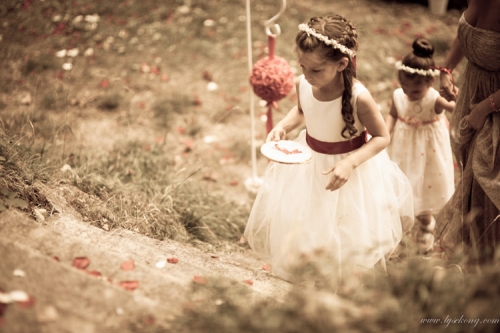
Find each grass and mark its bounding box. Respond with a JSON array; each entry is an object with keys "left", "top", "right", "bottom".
[{"left": 0, "top": 0, "right": 498, "bottom": 331}]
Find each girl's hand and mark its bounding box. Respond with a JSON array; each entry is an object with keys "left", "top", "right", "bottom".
[
  {"left": 439, "top": 72, "right": 457, "bottom": 101},
  {"left": 266, "top": 126, "right": 286, "bottom": 142},
  {"left": 322, "top": 159, "right": 354, "bottom": 191}
]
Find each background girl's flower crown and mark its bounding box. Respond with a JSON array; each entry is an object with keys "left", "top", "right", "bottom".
[
  {"left": 395, "top": 61, "right": 440, "bottom": 77},
  {"left": 298, "top": 23, "right": 356, "bottom": 58}
]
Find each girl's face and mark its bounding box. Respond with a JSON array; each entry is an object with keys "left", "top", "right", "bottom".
[
  {"left": 297, "top": 50, "right": 347, "bottom": 89},
  {"left": 399, "top": 75, "right": 434, "bottom": 101}
]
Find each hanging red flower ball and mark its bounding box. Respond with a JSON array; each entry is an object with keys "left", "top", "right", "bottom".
[{"left": 250, "top": 55, "right": 294, "bottom": 104}]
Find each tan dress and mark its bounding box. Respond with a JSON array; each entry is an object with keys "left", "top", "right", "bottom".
[{"left": 437, "top": 14, "right": 500, "bottom": 259}]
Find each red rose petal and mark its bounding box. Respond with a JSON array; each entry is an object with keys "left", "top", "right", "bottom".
[
  {"left": 262, "top": 264, "right": 272, "bottom": 271},
  {"left": 118, "top": 280, "right": 139, "bottom": 291},
  {"left": 17, "top": 296, "right": 36, "bottom": 309},
  {"left": 72, "top": 257, "right": 90, "bottom": 270},
  {"left": 120, "top": 260, "right": 135, "bottom": 271},
  {"left": 167, "top": 258, "right": 178, "bottom": 264},
  {"left": 193, "top": 276, "right": 208, "bottom": 285},
  {"left": 242, "top": 279, "right": 254, "bottom": 286},
  {"left": 86, "top": 270, "right": 102, "bottom": 277}
]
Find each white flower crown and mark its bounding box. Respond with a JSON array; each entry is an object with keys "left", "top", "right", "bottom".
[
  {"left": 395, "top": 61, "right": 440, "bottom": 77},
  {"left": 298, "top": 23, "right": 356, "bottom": 58}
]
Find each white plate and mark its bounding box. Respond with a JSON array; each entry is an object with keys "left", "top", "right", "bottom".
[{"left": 260, "top": 140, "right": 312, "bottom": 164}]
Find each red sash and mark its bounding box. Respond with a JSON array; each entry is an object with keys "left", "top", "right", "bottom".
[{"left": 306, "top": 130, "right": 368, "bottom": 155}]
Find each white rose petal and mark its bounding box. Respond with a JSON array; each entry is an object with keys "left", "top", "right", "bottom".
[
  {"left": 203, "top": 135, "right": 217, "bottom": 143},
  {"left": 206, "top": 82, "right": 218, "bottom": 91},
  {"left": 0, "top": 292, "right": 12, "bottom": 303},
  {"left": 84, "top": 14, "right": 100, "bottom": 23},
  {"left": 83, "top": 48, "right": 94, "bottom": 57},
  {"left": 177, "top": 5, "right": 190, "bottom": 14},
  {"left": 55, "top": 49, "right": 67, "bottom": 58},
  {"left": 155, "top": 260, "right": 166, "bottom": 268},
  {"left": 72, "top": 15, "right": 83, "bottom": 24},
  {"left": 13, "top": 269, "right": 26, "bottom": 277},
  {"left": 62, "top": 63, "right": 73, "bottom": 71},
  {"left": 9, "top": 290, "right": 29, "bottom": 302},
  {"left": 204, "top": 19, "right": 215, "bottom": 27},
  {"left": 60, "top": 164, "right": 72, "bottom": 172},
  {"left": 66, "top": 48, "right": 79, "bottom": 57}
]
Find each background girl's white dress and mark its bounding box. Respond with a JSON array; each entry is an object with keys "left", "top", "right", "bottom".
[
  {"left": 244, "top": 76, "right": 414, "bottom": 281},
  {"left": 386, "top": 87, "right": 454, "bottom": 216}
]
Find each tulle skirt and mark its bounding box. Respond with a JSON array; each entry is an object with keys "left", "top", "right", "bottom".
[
  {"left": 244, "top": 130, "right": 414, "bottom": 281},
  {"left": 386, "top": 119, "right": 455, "bottom": 215}
]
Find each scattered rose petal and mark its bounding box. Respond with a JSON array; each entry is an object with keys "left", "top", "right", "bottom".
[
  {"left": 229, "top": 180, "right": 238, "bottom": 186},
  {"left": 13, "top": 269, "right": 25, "bottom": 277},
  {"left": 99, "top": 79, "right": 110, "bottom": 89},
  {"left": 140, "top": 63, "right": 150, "bottom": 73},
  {"left": 118, "top": 280, "right": 139, "bottom": 291},
  {"left": 0, "top": 292, "right": 12, "bottom": 304},
  {"left": 142, "top": 315, "right": 155, "bottom": 326},
  {"left": 207, "top": 82, "right": 218, "bottom": 91},
  {"left": 9, "top": 291, "right": 29, "bottom": 302},
  {"left": 262, "top": 264, "right": 272, "bottom": 271},
  {"left": 84, "top": 14, "right": 100, "bottom": 23},
  {"left": 177, "top": 5, "right": 190, "bottom": 14},
  {"left": 86, "top": 270, "right": 102, "bottom": 277},
  {"left": 52, "top": 256, "right": 60, "bottom": 262},
  {"left": 72, "top": 257, "right": 90, "bottom": 270},
  {"left": 161, "top": 74, "right": 169, "bottom": 82},
  {"left": 176, "top": 126, "right": 186, "bottom": 134},
  {"left": 84, "top": 48, "right": 94, "bottom": 56},
  {"left": 37, "top": 305, "right": 59, "bottom": 323},
  {"left": 55, "top": 49, "right": 67, "bottom": 58},
  {"left": 67, "top": 48, "right": 79, "bottom": 57},
  {"left": 203, "top": 19, "right": 215, "bottom": 27},
  {"left": 167, "top": 258, "right": 178, "bottom": 264},
  {"left": 202, "top": 70, "right": 213, "bottom": 81},
  {"left": 155, "top": 260, "right": 166, "bottom": 268},
  {"left": 17, "top": 295, "right": 36, "bottom": 309},
  {"left": 193, "top": 276, "right": 208, "bottom": 285},
  {"left": 242, "top": 279, "right": 254, "bottom": 286},
  {"left": 120, "top": 260, "right": 135, "bottom": 271},
  {"left": 203, "top": 135, "right": 216, "bottom": 143},
  {"left": 20, "top": 92, "right": 32, "bottom": 105},
  {"left": 62, "top": 63, "right": 72, "bottom": 70},
  {"left": 60, "top": 164, "right": 72, "bottom": 172},
  {"left": 210, "top": 255, "right": 220, "bottom": 259}
]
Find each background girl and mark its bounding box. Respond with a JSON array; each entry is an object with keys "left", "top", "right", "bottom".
[
  {"left": 244, "top": 14, "right": 414, "bottom": 283},
  {"left": 385, "top": 38, "right": 456, "bottom": 253}
]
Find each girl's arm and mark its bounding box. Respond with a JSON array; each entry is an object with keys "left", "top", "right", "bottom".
[
  {"left": 267, "top": 82, "right": 305, "bottom": 142},
  {"left": 266, "top": 105, "right": 305, "bottom": 142},
  {"left": 385, "top": 98, "right": 398, "bottom": 135},
  {"left": 323, "top": 90, "right": 390, "bottom": 191},
  {"left": 435, "top": 96, "right": 456, "bottom": 114}
]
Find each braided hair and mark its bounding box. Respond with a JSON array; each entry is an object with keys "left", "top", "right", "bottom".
[{"left": 295, "top": 14, "right": 358, "bottom": 139}]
